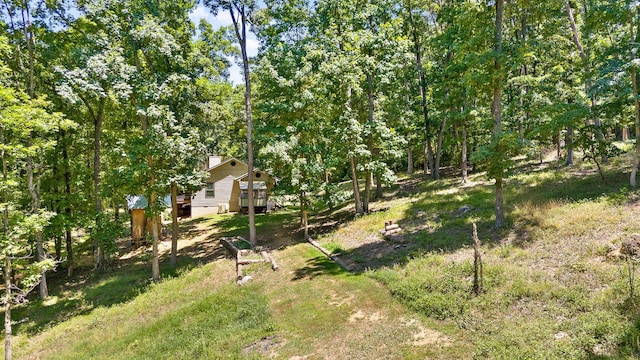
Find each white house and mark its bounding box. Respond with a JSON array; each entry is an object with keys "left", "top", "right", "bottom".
[{"left": 190, "top": 156, "right": 274, "bottom": 218}]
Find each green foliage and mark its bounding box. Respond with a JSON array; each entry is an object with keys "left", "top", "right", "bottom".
[
  {"left": 91, "top": 213, "right": 125, "bottom": 258},
  {"left": 472, "top": 131, "right": 522, "bottom": 180}
]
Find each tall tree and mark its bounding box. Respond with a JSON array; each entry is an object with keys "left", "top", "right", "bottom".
[
  {"left": 204, "top": 0, "right": 259, "bottom": 247},
  {"left": 492, "top": 0, "right": 506, "bottom": 228},
  {"left": 0, "top": 38, "right": 67, "bottom": 355},
  {"left": 632, "top": 4, "right": 640, "bottom": 188},
  {"left": 56, "top": 35, "right": 134, "bottom": 273}
]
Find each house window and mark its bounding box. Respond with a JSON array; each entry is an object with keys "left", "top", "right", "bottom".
[{"left": 205, "top": 183, "right": 215, "bottom": 198}]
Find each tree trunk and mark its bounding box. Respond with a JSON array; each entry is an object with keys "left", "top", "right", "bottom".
[
  {"left": 62, "top": 129, "right": 73, "bottom": 277},
  {"left": 148, "top": 170, "right": 160, "bottom": 282},
  {"left": 566, "top": 1, "right": 606, "bottom": 164},
  {"left": 139, "top": 111, "right": 160, "bottom": 282},
  {"left": 407, "top": 139, "right": 414, "bottom": 174},
  {"left": 2, "top": 128, "right": 12, "bottom": 360},
  {"left": 150, "top": 202, "right": 160, "bottom": 282},
  {"left": 26, "top": 142, "right": 47, "bottom": 299},
  {"left": 324, "top": 170, "right": 332, "bottom": 210},
  {"left": 350, "top": 156, "right": 363, "bottom": 214},
  {"left": 20, "top": 0, "right": 48, "bottom": 297},
  {"left": 53, "top": 154, "right": 62, "bottom": 260},
  {"left": 230, "top": 5, "right": 256, "bottom": 248},
  {"left": 518, "top": 13, "right": 528, "bottom": 141},
  {"left": 55, "top": 235, "right": 62, "bottom": 260},
  {"left": 94, "top": 101, "right": 106, "bottom": 274},
  {"left": 363, "top": 73, "right": 374, "bottom": 213},
  {"left": 493, "top": 0, "right": 505, "bottom": 229},
  {"left": 375, "top": 173, "right": 382, "bottom": 199},
  {"left": 462, "top": 120, "right": 468, "bottom": 183},
  {"left": 565, "top": 1, "right": 585, "bottom": 161},
  {"left": 623, "top": 127, "right": 630, "bottom": 141},
  {"left": 300, "top": 193, "right": 308, "bottom": 238},
  {"left": 566, "top": 125, "right": 574, "bottom": 166},
  {"left": 22, "top": 4, "right": 47, "bottom": 289},
  {"left": 434, "top": 116, "right": 447, "bottom": 180},
  {"left": 170, "top": 181, "right": 179, "bottom": 268},
  {"left": 4, "top": 256, "right": 11, "bottom": 360},
  {"left": 556, "top": 131, "right": 561, "bottom": 160},
  {"left": 404, "top": 72, "right": 414, "bottom": 176},
  {"left": 631, "top": 10, "right": 640, "bottom": 188},
  {"left": 364, "top": 172, "right": 371, "bottom": 213},
  {"left": 407, "top": 2, "right": 434, "bottom": 177}
]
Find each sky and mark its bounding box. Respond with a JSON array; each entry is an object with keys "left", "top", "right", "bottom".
[{"left": 189, "top": 5, "right": 260, "bottom": 85}]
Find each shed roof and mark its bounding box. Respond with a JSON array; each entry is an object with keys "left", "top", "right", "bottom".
[{"left": 126, "top": 195, "right": 171, "bottom": 210}]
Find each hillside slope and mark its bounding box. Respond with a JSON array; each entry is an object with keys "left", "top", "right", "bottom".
[
  {"left": 12, "top": 155, "right": 640, "bottom": 359},
  {"left": 17, "top": 235, "right": 468, "bottom": 359}
]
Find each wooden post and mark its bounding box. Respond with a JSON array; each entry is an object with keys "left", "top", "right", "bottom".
[
  {"left": 472, "top": 223, "right": 483, "bottom": 295},
  {"left": 236, "top": 251, "right": 243, "bottom": 284}
]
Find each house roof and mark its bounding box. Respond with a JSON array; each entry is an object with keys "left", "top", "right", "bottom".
[
  {"left": 234, "top": 170, "right": 269, "bottom": 181},
  {"left": 206, "top": 157, "right": 246, "bottom": 172},
  {"left": 206, "top": 157, "right": 274, "bottom": 182}
]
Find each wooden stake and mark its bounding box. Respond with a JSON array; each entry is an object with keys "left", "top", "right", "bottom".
[
  {"left": 472, "top": 223, "right": 483, "bottom": 295},
  {"left": 236, "top": 250, "right": 243, "bottom": 284}
]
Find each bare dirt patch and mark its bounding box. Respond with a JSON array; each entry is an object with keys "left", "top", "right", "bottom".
[
  {"left": 403, "top": 318, "right": 451, "bottom": 347},
  {"left": 348, "top": 309, "right": 385, "bottom": 323},
  {"left": 327, "top": 290, "right": 354, "bottom": 307}
]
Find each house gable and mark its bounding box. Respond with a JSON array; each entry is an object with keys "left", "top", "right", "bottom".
[{"left": 207, "top": 158, "right": 248, "bottom": 182}]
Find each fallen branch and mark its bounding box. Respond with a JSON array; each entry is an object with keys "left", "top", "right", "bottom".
[
  {"left": 385, "top": 223, "right": 400, "bottom": 232},
  {"left": 261, "top": 251, "right": 278, "bottom": 271},
  {"left": 220, "top": 237, "right": 239, "bottom": 257},
  {"left": 238, "top": 258, "right": 267, "bottom": 265},
  {"left": 306, "top": 236, "right": 350, "bottom": 271}
]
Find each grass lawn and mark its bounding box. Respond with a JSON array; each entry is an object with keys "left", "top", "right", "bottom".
[{"left": 9, "top": 153, "right": 640, "bottom": 359}]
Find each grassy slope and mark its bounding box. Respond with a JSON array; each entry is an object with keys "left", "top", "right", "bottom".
[
  {"left": 15, "top": 214, "right": 468, "bottom": 359},
  {"left": 12, "top": 154, "right": 640, "bottom": 359},
  {"left": 317, "top": 155, "right": 640, "bottom": 359}
]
